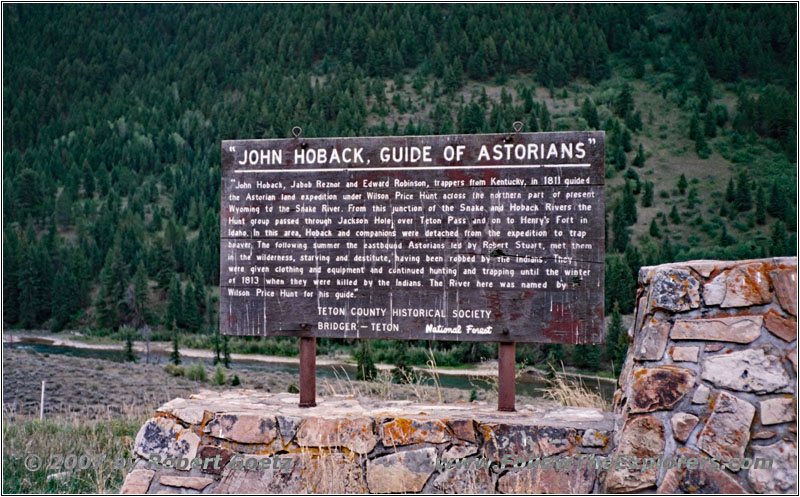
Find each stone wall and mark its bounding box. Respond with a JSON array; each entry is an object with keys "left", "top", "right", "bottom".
[
  {"left": 121, "top": 257, "right": 796, "bottom": 494},
  {"left": 121, "top": 391, "right": 615, "bottom": 494},
  {"left": 610, "top": 257, "right": 797, "bottom": 493}
]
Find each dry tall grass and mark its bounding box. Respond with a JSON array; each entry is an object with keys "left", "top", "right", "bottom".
[
  {"left": 541, "top": 364, "right": 609, "bottom": 410},
  {"left": 2, "top": 409, "right": 146, "bottom": 494}
]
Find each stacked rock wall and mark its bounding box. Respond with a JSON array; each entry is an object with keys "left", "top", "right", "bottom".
[
  {"left": 610, "top": 257, "right": 797, "bottom": 493},
  {"left": 121, "top": 391, "right": 615, "bottom": 494},
  {"left": 121, "top": 257, "right": 796, "bottom": 494}
]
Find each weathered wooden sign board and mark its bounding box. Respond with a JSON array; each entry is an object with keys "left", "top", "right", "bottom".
[{"left": 220, "top": 131, "right": 605, "bottom": 344}]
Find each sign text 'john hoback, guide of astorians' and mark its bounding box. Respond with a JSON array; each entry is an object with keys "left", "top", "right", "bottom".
[{"left": 220, "top": 131, "right": 605, "bottom": 344}]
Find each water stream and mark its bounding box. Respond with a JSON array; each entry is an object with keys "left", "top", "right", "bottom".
[{"left": 5, "top": 340, "right": 616, "bottom": 402}]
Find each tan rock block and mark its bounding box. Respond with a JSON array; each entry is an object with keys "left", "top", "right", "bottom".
[
  {"left": 302, "top": 453, "right": 367, "bottom": 494},
  {"left": 215, "top": 454, "right": 302, "bottom": 493},
  {"left": 672, "top": 316, "right": 762, "bottom": 343},
  {"left": 760, "top": 397, "right": 796, "bottom": 425},
  {"left": 448, "top": 419, "right": 477, "bottom": 443},
  {"left": 671, "top": 346, "right": 699, "bottom": 362},
  {"left": 205, "top": 413, "right": 278, "bottom": 444},
  {"left": 770, "top": 267, "right": 797, "bottom": 316},
  {"left": 498, "top": 461, "right": 596, "bottom": 493},
  {"left": 628, "top": 366, "right": 695, "bottom": 413},
  {"left": 296, "top": 417, "right": 377, "bottom": 454},
  {"left": 120, "top": 469, "right": 155, "bottom": 494},
  {"left": 134, "top": 417, "right": 200, "bottom": 466},
  {"left": 692, "top": 384, "right": 711, "bottom": 404},
  {"left": 633, "top": 319, "right": 670, "bottom": 361},
  {"left": 366, "top": 448, "right": 436, "bottom": 493},
  {"left": 433, "top": 461, "right": 494, "bottom": 494},
  {"left": 752, "top": 429, "right": 776, "bottom": 440},
  {"left": 380, "top": 417, "right": 449, "bottom": 446},
  {"left": 747, "top": 440, "right": 797, "bottom": 493},
  {"left": 702, "top": 346, "right": 791, "bottom": 394},
  {"left": 657, "top": 466, "right": 746, "bottom": 493},
  {"left": 197, "top": 446, "right": 233, "bottom": 476},
  {"left": 721, "top": 263, "right": 773, "bottom": 307},
  {"left": 605, "top": 415, "right": 664, "bottom": 492},
  {"left": 764, "top": 309, "right": 797, "bottom": 342},
  {"left": 442, "top": 444, "right": 477, "bottom": 459},
  {"left": 697, "top": 392, "right": 755, "bottom": 465},
  {"left": 670, "top": 413, "right": 699, "bottom": 443},
  {"left": 481, "top": 424, "right": 575, "bottom": 461},
  {"left": 703, "top": 272, "right": 727, "bottom": 306},
  {"left": 159, "top": 475, "right": 215, "bottom": 490}
]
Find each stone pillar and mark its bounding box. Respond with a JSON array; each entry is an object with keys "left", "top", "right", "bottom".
[{"left": 609, "top": 257, "right": 797, "bottom": 494}]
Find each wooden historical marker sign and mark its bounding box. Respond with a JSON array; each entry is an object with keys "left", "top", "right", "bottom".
[{"left": 220, "top": 131, "right": 605, "bottom": 344}]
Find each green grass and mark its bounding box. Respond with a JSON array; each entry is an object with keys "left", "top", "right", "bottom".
[{"left": 2, "top": 416, "right": 144, "bottom": 494}]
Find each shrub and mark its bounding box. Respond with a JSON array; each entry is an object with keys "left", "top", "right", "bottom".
[
  {"left": 213, "top": 364, "right": 226, "bottom": 385},
  {"left": 164, "top": 363, "right": 185, "bottom": 377},
  {"left": 187, "top": 362, "right": 207, "bottom": 381}
]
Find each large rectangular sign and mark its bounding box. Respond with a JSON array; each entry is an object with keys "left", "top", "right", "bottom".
[{"left": 220, "top": 131, "right": 605, "bottom": 343}]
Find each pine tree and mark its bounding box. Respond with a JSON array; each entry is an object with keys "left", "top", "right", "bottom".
[
  {"left": 649, "top": 218, "right": 661, "bottom": 238},
  {"left": 669, "top": 205, "right": 682, "bottom": 224},
  {"left": 734, "top": 170, "right": 752, "bottom": 212},
  {"left": 132, "top": 262, "right": 149, "bottom": 325},
  {"left": 625, "top": 244, "right": 643, "bottom": 284},
  {"left": 124, "top": 327, "right": 137, "bottom": 362},
  {"left": 767, "top": 180, "right": 787, "bottom": 219},
  {"left": 165, "top": 275, "right": 182, "bottom": 329},
  {"left": 704, "top": 111, "right": 717, "bottom": 137},
  {"left": 605, "top": 255, "right": 634, "bottom": 312},
  {"left": 355, "top": 340, "right": 377, "bottom": 380},
  {"left": 182, "top": 282, "right": 201, "bottom": 332},
  {"left": 170, "top": 331, "right": 181, "bottom": 365},
  {"left": 719, "top": 224, "right": 735, "bottom": 246},
  {"left": 223, "top": 334, "right": 231, "bottom": 368},
  {"left": 96, "top": 239, "right": 127, "bottom": 329},
  {"left": 612, "top": 206, "right": 630, "bottom": 253},
  {"left": 573, "top": 345, "right": 601, "bottom": 371},
  {"left": 212, "top": 327, "right": 221, "bottom": 365},
  {"left": 755, "top": 186, "right": 767, "bottom": 225},
  {"left": 642, "top": 181, "right": 654, "bottom": 207},
  {"left": 3, "top": 228, "right": 21, "bottom": 325},
  {"left": 606, "top": 303, "right": 624, "bottom": 374},
  {"left": 632, "top": 144, "right": 645, "bottom": 168},
  {"left": 615, "top": 145, "right": 627, "bottom": 170},
  {"left": 51, "top": 267, "right": 78, "bottom": 331},
  {"left": 543, "top": 344, "right": 564, "bottom": 368},
  {"left": 614, "top": 83, "right": 634, "bottom": 118},
  {"left": 677, "top": 174, "right": 688, "bottom": 195},
  {"left": 622, "top": 182, "right": 638, "bottom": 225},
  {"left": 581, "top": 98, "right": 599, "bottom": 129},
  {"left": 622, "top": 129, "right": 632, "bottom": 153},
  {"left": 725, "top": 177, "right": 737, "bottom": 203},
  {"left": 687, "top": 188, "right": 699, "bottom": 209},
  {"left": 689, "top": 113, "right": 701, "bottom": 141},
  {"left": 770, "top": 221, "right": 789, "bottom": 256},
  {"left": 661, "top": 237, "right": 675, "bottom": 262}
]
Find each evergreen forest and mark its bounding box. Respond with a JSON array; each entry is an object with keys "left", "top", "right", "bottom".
[{"left": 3, "top": 4, "right": 797, "bottom": 374}]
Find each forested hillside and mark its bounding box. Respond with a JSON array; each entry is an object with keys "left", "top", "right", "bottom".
[{"left": 3, "top": 4, "right": 797, "bottom": 371}]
